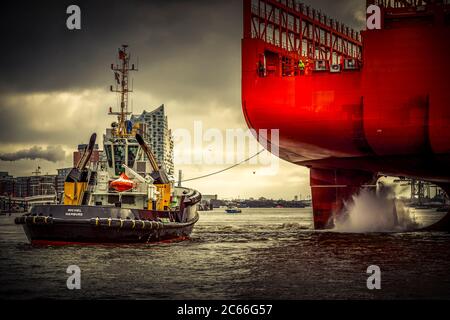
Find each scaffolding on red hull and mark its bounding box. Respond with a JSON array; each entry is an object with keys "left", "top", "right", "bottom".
[{"left": 244, "top": 0, "right": 362, "bottom": 72}]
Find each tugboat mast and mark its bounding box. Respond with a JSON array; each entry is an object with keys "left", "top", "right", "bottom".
[{"left": 109, "top": 44, "right": 137, "bottom": 137}]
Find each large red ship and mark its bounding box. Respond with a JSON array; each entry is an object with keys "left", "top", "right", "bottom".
[{"left": 242, "top": 0, "right": 450, "bottom": 229}]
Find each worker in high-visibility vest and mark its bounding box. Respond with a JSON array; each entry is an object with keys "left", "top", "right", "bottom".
[{"left": 298, "top": 59, "right": 305, "bottom": 75}]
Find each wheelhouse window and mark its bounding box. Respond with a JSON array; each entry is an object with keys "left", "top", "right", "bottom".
[
  {"left": 128, "top": 145, "right": 139, "bottom": 168},
  {"left": 113, "top": 144, "right": 125, "bottom": 176},
  {"left": 105, "top": 144, "right": 113, "bottom": 167}
]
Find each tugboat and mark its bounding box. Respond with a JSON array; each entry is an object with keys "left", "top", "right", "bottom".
[{"left": 15, "top": 45, "right": 201, "bottom": 244}]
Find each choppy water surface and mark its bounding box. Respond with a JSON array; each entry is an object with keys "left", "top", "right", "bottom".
[{"left": 0, "top": 208, "right": 449, "bottom": 299}]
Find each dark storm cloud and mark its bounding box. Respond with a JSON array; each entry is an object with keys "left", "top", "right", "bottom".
[
  {"left": 0, "top": 145, "right": 66, "bottom": 162},
  {"left": 0, "top": 0, "right": 364, "bottom": 95},
  {"left": 0, "top": 89, "right": 113, "bottom": 147},
  {"left": 0, "top": 0, "right": 243, "bottom": 105}
]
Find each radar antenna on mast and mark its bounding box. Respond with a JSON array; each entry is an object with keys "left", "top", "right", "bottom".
[{"left": 109, "top": 44, "right": 138, "bottom": 137}]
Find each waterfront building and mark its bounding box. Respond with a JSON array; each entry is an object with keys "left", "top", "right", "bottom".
[
  {"left": 0, "top": 172, "right": 14, "bottom": 196},
  {"left": 131, "top": 105, "right": 174, "bottom": 177}
]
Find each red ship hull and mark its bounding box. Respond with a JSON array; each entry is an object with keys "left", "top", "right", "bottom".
[{"left": 242, "top": 0, "right": 450, "bottom": 229}]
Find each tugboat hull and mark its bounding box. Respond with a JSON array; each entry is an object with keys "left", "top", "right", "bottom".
[{"left": 15, "top": 204, "right": 199, "bottom": 244}]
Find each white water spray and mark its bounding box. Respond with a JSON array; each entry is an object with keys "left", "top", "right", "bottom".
[{"left": 333, "top": 184, "right": 419, "bottom": 233}]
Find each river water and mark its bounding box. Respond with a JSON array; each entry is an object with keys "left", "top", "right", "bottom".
[{"left": 0, "top": 208, "right": 449, "bottom": 299}]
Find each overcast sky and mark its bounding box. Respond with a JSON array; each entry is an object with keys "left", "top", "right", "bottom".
[{"left": 0, "top": 0, "right": 366, "bottom": 199}]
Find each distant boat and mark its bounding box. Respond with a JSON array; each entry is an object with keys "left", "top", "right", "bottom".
[{"left": 225, "top": 206, "right": 242, "bottom": 214}]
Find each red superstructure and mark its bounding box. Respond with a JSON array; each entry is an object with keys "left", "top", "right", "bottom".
[{"left": 242, "top": 0, "right": 450, "bottom": 229}]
